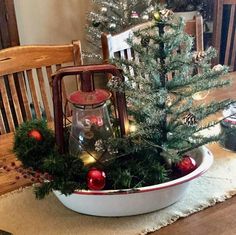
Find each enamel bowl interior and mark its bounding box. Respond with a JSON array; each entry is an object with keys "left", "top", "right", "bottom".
[{"left": 53, "top": 146, "right": 213, "bottom": 217}]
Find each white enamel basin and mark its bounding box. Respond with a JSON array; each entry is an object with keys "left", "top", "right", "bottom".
[{"left": 53, "top": 146, "right": 213, "bottom": 217}]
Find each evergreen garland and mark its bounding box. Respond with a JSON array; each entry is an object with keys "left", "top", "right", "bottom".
[
  {"left": 13, "top": 120, "right": 88, "bottom": 199},
  {"left": 35, "top": 152, "right": 87, "bottom": 199},
  {"left": 13, "top": 120, "right": 55, "bottom": 170}
]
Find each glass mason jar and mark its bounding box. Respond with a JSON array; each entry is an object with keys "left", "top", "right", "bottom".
[{"left": 68, "top": 89, "right": 113, "bottom": 165}]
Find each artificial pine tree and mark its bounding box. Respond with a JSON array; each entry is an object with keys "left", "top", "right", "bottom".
[
  {"left": 94, "top": 7, "right": 233, "bottom": 189},
  {"left": 86, "top": 0, "right": 160, "bottom": 61},
  {"left": 8, "top": 7, "right": 234, "bottom": 199}
]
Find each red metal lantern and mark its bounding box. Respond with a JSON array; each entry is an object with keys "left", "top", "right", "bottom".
[
  {"left": 52, "top": 64, "right": 129, "bottom": 157},
  {"left": 68, "top": 86, "right": 113, "bottom": 165}
]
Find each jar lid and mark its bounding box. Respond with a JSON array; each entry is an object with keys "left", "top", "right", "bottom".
[{"left": 68, "top": 89, "right": 111, "bottom": 106}]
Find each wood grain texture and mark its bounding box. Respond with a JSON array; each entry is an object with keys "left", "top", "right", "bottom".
[
  {"left": 184, "top": 15, "right": 204, "bottom": 52},
  {"left": 72, "top": 40, "right": 83, "bottom": 66},
  {"left": 0, "top": 110, "right": 6, "bottom": 134},
  {"left": 36, "top": 68, "right": 52, "bottom": 121},
  {"left": 224, "top": 5, "right": 235, "bottom": 65},
  {"left": 0, "top": 0, "right": 11, "bottom": 49},
  {"left": 212, "top": 0, "right": 224, "bottom": 65},
  {"left": 26, "top": 69, "right": 41, "bottom": 119},
  {"left": 56, "top": 64, "right": 70, "bottom": 117},
  {"left": 0, "top": 76, "right": 14, "bottom": 132},
  {"left": 101, "top": 33, "right": 110, "bottom": 64},
  {"left": 8, "top": 73, "right": 23, "bottom": 125},
  {"left": 0, "top": 133, "right": 31, "bottom": 195},
  {"left": 4, "top": 0, "right": 20, "bottom": 47},
  {"left": 0, "top": 40, "right": 82, "bottom": 134},
  {"left": 213, "top": 0, "right": 236, "bottom": 70},
  {"left": 17, "top": 72, "right": 31, "bottom": 120},
  {"left": 195, "top": 15, "right": 204, "bottom": 52},
  {"left": 230, "top": 12, "right": 236, "bottom": 70},
  {"left": 224, "top": 0, "right": 236, "bottom": 4},
  {"left": 152, "top": 195, "right": 236, "bottom": 235},
  {"left": 0, "top": 122, "right": 55, "bottom": 194},
  {"left": 0, "top": 44, "right": 77, "bottom": 76}
]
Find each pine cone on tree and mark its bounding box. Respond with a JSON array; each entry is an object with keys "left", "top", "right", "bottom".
[
  {"left": 141, "top": 35, "right": 150, "bottom": 47},
  {"left": 192, "top": 51, "right": 206, "bottom": 63},
  {"left": 182, "top": 113, "right": 198, "bottom": 126}
]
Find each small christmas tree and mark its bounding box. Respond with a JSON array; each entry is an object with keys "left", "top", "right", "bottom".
[
  {"left": 94, "top": 7, "right": 233, "bottom": 189},
  {"left": 86, "top": 0, "right": 160, "bottom": 61},
  {"left": 8, "top": 7, "right": 234, "bottom": 199}
]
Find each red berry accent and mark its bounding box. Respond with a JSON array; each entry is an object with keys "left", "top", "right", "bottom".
[
  {"left": 11, "top": 162, "right": 16, "bottom": 166},
  {"left": 47, "top": 176, "right": 52, "bottom": 181},
  {"left": 176, "top": 155, "right": 197, "bottom": 176},
  {"left": 38, "top": 179, "right": 43, "bottom": 183},
  {"left": 15, "top": 176, "right": 20, "bottom": 180},
  {"left": 6, "top": 168, "right": 11, "bottom": 172},
  {"left": 34, "top": 173, "right": 40, "bottom": 178},
  {"left": 87, "top": 168, "right": 106, "bottom": 190},
  {"left": 28, "top": 130, "right": 43, "bottom": 142},
  {"left": 23, "top": 175, "right": 28, "bottom": 179}
]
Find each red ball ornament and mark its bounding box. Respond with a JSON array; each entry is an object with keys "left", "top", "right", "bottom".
[
  {"left": 87, "top": 168, "right": 106, "bottom": 190},
  {"left": 176, "top": 155, "right": 197, "bottom": 176},
  {"left": 28, "top": 129, "right": 43, "bottom": 142}
]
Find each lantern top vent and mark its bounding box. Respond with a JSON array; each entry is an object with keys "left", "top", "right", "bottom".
[{"left": 68, "top": 89, "right": 111, "bottom": 107}]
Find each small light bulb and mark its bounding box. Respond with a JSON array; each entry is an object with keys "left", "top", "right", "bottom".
[
  {"left": 129, "top": 124, "right": 137, "bottom": 132},
  {"left": 81, "top": 152, "right": 97, "bottom": 166},
  {"left": 166, "top": 100, "right": 172, "bottom": 106}
]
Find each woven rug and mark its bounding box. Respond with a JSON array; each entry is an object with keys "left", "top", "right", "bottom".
[{"left": 0, "top": 144, "right": 236, "bottom": 235}]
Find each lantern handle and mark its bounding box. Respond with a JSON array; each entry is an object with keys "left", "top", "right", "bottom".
[{"left": 52, "top": 64, "right": 129, "bottom": 153}]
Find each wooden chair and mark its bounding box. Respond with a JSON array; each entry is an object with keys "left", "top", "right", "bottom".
[
  {"left": 213, "top": 0, "right": 236, "bottom": 70},
  {"left": 0, "top": 40, "right": 83, "bottom": 134},
  {"left": 101, "top": 15, "right": 204, "bottom": 62}
]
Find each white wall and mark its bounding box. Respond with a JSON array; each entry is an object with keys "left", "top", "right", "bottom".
[
  {"left": 13, "top": 0, "right": 95, "bottom": 112},
  {"left": 14, "top": 0, "right": 91, "bottom": 47}
]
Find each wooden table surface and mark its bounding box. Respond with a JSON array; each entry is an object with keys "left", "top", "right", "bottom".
[{"left": 0, "top": 72, "right": 236, "bottom": 234}]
